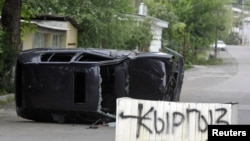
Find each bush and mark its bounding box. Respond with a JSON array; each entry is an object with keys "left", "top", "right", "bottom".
[{"left": 224, "top": 32, "right": 241, "bottom": 45}]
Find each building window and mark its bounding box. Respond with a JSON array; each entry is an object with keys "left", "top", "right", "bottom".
[
  {"left": 33, "top": 32, "right": 48, "bottom": 48},
  {"left": 52, "top": 34, "right": 63, "bottom": 48}
]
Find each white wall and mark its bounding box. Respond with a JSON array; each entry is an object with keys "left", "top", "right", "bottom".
[
  {"left": 242, "top": 19, "right": 250, "bottom": 45},
  {"left": 149, "top": 25, "right": 163, "bottom": 52},
  {"left": 116, "top": 98, "right": 238, "bottom": 141}
]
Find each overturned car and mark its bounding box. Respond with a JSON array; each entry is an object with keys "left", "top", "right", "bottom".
[{"left": 15, "top": 48, "right": 184, "bottom": 123}]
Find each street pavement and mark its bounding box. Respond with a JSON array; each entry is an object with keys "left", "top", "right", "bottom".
[
  {"left": 181, "top": 45, "right": 250, "bottom": 124},
  {"left": 0, "top": 45, "right": 249, "bottom": 141}
]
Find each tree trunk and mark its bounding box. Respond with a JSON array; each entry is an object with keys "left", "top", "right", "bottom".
[
  {"left": 0, "top": 0, "right": 22, "bottom": 93},
  {"left": 1, "top": 0, "right": 22, "bottom": 52}
]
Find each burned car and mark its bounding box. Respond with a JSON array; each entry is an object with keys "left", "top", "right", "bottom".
[{"left": 15, "top": 48, "right": 184, "bottom": 123}]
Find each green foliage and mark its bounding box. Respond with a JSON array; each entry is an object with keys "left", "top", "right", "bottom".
[
  {"left": 0, "top": 28, "right": 4, "bottom": 71},
  {"left": 15, "top": 0, "right": 237, "bottom": 66},
  {"left": 22, "top": 0, "right": 151, "bottom": 50},
  {"left": 0, "top": 34, "right": 2, "bottom": 55},
  {"left": 224, "top": 32, "right": 241, "bottom": 45},
  {"left": 0, "top": 95, "right": 14, "bottom": 108},
  {"left": 233, "top": 0, "right": 250, "bottom": 10},
  {"left": 0, "top": 0, "right": 4, "bottom": 13},
  {"left": 123, "top": 20, "right": 152, "bottom": 51},
  {"left": 146, "top": 0, "right": 233, "bottom": 65}
]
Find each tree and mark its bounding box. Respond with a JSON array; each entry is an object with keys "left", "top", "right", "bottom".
[
  {"left": 0, "top": 0, "right": 22, "bottom": 94},
  {"left": 22, "top": 0, "right": 152, "bottom": 50},
  {"left": 1, "top": 0, "right": 22, "bottom": 51},
  {"left": 146, "top": 0, "right": 233, "bottom": 62}
]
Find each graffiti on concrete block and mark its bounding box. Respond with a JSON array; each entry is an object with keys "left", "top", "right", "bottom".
[
  {"left": 116, "top": 98, "right": 236, "bottom": 141},
  {"left": 119, "top": 103, "right": 229, "bottom": 138}
]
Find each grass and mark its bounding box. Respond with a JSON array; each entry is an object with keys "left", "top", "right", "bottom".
[
  {"left": 0, "top": 90, "right": 8, "bottom": 96},
  {"left": 194, "top": 50, "right": 223, "bottom": 66},
  {"left": 184, "top": 64, "right": 194, "bottom": 70},
  {"left": 205, "top": 57, "right": 223, "bottom": 65},
  {"left": 184, "top": 50, "right": 223, "bottom": 70},
  {"left": 0, "top": 94, "right": 14, "bottom": 109}
]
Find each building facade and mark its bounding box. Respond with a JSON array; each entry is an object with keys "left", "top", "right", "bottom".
[
  {"left": 22, "top": 15, "right": 78, "bottom": 50},
  {"left": 242, "top": 17, "right": 250, "bottom": 45}
]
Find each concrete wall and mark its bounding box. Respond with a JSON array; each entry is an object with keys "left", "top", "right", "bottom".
[
  {"left": 149, "top": 25, "right": 163, "bottom": 52},
  {"left": 66, "top": 22, "right": 78, "bottom": 48},
  {"left": 116, "top": 98, "right": 238, "bottom": 141},
  {"left": 242, "top": 17, "right": 250, "bottom": 45},
  {"left": 22, "top": 32, "right": 33, "bottom": 50}
]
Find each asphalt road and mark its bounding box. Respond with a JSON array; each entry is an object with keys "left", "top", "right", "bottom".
[
  {"left": 0, "top": 45, "right": 250, "bottom": 141},
  {"left": 181, "top": 45, "right": 250, "bottom": 124}
]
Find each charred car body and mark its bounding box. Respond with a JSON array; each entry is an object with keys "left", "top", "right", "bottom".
[{"left": 15, "top": 48, "right": 184, "bottom": 123}]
